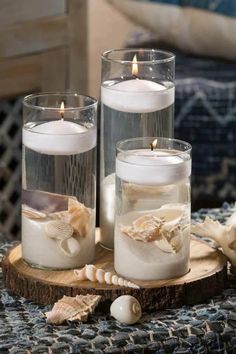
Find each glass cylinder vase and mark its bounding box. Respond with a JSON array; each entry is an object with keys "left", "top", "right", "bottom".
[
  {"left": 100, "top": 49, "right": 175, "bottom": 249},
  {"left": 22, "top": 93, "right": 97, "bottom": 269},
  {"left": 115, "top": 137, "right": 191, "bottom": 281}
]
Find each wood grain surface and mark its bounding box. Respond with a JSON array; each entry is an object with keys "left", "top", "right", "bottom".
[{"left": 2, "top": 238, "right": 227, "bottom": 311}]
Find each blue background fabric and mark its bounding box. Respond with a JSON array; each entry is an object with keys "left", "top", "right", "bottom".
[
  {"left": 174, "top": 52, "right": 236, "bottom": 209},
  {"left": 126, "top": 29, "right": 236, "bottom": 209},
  {"left": 135, "top": 0, "right": 236, "bottom": 18}
]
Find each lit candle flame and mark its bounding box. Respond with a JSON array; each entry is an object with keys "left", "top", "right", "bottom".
[
  {"left": 150, "top": 139, "right": 157, "bottom": 151},
  {"left": 60, "top": 101, "right": 65, "bottom": 120},
  {"left": 132, "top": 54, "right": 138, "bottom": 76}
]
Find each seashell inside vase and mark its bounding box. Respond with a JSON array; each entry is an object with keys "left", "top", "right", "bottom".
[
  {"left": 45, "top": 220, "right": 74, "bottom": 240},
  {"left": 67, "top": 198, "right": 91, "bottom": 238},
  {"left": 120, "top": 209, "right": 184, "bottom": 253},
  {"left": 59, "top": 237, "right": 81, "bottom": 257},
  {"left": 115, "top": 203, "right": 190, "bottom": 281},
  {"left": 121, "top": 214, "right": 164, "bottom": 242},
  {"left": 22, "top": 196, "right": 95, "bottom": 270},
  {"left": 45, "top": 294, "right": 101, "bottom": 324},
  {"left": 154, "top": 225, "right": 183, "bottom": 253}
]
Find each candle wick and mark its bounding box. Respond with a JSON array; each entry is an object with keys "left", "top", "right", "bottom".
[
  {"left": 150, "top": 143, "right": 154, "bottom": 151},
  {"left": 60, "top": 112, "right": 64, "bottom": 121}
]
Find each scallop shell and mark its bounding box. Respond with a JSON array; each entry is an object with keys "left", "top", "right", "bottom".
[
  {"left": 22, "top": 204, "right": 47, "bottom": 219},
  {"left": 59, "top": 237, "right": 81, "bottom": 257},
  {"left": 67, "top": 198, "right": 91, "bottom": 238},
  {"left": 45, "top": 220, "right": 74, "bottom": 240},
  {"left": 74, "top": 264, "right": 140, "bottom": 289},
  {"left": 45, "top": 294, "right": 101, "bottom": 324},
  {"left": 110, "top": 295, "right": 142, "bottom": 325},
  {"left": 121, "top": 214, "right": 164, "bottom": 242}
]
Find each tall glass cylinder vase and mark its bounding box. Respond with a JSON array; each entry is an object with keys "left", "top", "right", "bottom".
[
  {"left": 100, "top": 49, "right": 175, "bottom": 249},
  {"left": 22, "top": 93, "right": 97, "bottom": 269}
]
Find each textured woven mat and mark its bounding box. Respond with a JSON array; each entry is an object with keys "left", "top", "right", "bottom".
[
  {"left": 0, "top": 98, "right": 22, "bottom": 240},
  {"left": 0, "top": 203, "right": 236, "bottom": 353}
]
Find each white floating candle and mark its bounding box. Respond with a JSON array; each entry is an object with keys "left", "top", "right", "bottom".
[
  {"left": 23, "top": 120, "right": 96, "bottom": 155},
  {"left": 116, "top": 149, "right": 191, "bottom": 186},
  {"left": 101, "top": 79, "right": 174, "bottom": 113}
]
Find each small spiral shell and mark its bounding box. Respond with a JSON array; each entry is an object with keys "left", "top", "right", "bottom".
[{"left": 74, "top": 264, "right": 140, "bottom": 289}]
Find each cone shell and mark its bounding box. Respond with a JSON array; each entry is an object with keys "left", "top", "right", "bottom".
[
  {"left": 74, "top": 264, "right": 140, "bottom": 289},
  {"left": 45, "top": 294, "right": 101, "bottom": 324}
]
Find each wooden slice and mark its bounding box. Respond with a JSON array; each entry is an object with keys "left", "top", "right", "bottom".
[{"left": 2, "top": 238, "right": 227, "bottom": 311}]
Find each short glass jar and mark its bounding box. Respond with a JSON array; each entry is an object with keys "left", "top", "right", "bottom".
[
  {"left": 114, "top": 137, "right": 191, "bottom": 280},
  {"left": 22, "top": 93, "right": 97, "bottom": 269}
]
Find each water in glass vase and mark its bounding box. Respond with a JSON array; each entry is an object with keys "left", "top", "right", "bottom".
[
  {"left": 22, "top": 144, "right": 96, "bottom": 269},
  {"left": 114, "top": 139, "right": 191, "bottom": 280},
  {"left": 100, "top": 80, "right": 175, "bottom": 249}
]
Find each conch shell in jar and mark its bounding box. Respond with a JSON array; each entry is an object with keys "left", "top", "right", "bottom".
[
  {"left": 154, "top": 224, "right": 183, "bottom": 253},
  {"left": 120, "top": 206, "right": 186, "bottom": 253},
  {"left": 67, "top": 198, "right": 91, "bottom": 238},
  {"left": 121, "top": 215, "right": 164, "bottom": 242},
  {"left": 22, "top": 196, "right": 92, "bottom": 259}
]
